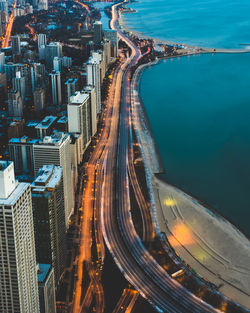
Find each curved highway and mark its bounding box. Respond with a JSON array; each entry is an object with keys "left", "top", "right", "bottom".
[{"left": 101, "top": 2, "right": 222, "bottom": 313}]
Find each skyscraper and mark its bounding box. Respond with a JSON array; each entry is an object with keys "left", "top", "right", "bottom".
[
  {"left": 104, "top": 29, "right": 118, "bottom": 57},
  {"left": 65, "top": 77, "right": 78, "bottom": 104},
  {"left": 32, "top": 165, "right": 66, "bottom": 284},
  {"left": 38, "top": 33, "right": 47, "bottom": 48},
  {"left": 68, "top": 91, "right": 91, "bottom": 147},
  {"left": 0, "top": 52, "right": 5, "bottom": 73},
  {"left": 93, "top": 21, "right": 103, "bottom": 45},
  {"left": 0, "top": 160, "right": 40, "bottom": 313},
  {"left": 31, "top": 62, "right": 45, "bottom": 91},
  {"left": 37, "top": 264, "right": 56, "bottom": 313},
  {"left": 38, "top": 0, "right": 48, "bottom": 10},
  {"left": 49, "top": 70, "right": 62, "bottom": 106},
  {"left": 0, "top": 0, "right": 8, "bottom": 17},
  {"left": 33, "top": 132, "right": 74, "bottom": 229},
  {"left": 12, "top": 71, "right": 26, "bottom": 102},
  {"left": 82, "top": 86, "right": 97, "bottom": 136},
  {"left": 33, "top": 87, "right": 46, "bottom": 111},
  {"left": 45, "top": 42, "right": 62, "bottom": 69},
  {"left": 86, "top": 56, "right": 101, "bottom": 113},
  {"left": 9, "top": 136, "right": 38, "bottom": 175},
  {"left": 11, "top": 35, "right": 21, "bottom": 55},
  {"left": 53, "top": 56, "right": 62, "bottom": 72},
  {"left": 8, "top": 89, "right": 23, "bottom": 117}
]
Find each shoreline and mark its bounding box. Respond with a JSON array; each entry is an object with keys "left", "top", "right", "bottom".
[
  {"left": 119, "top": 9, "right": 250, "bottom": 54},
  {"left": 116, "top": 1, "right": 250, "bottom": 309},
  {"left": 131, "top": 58, "right": 250, "bottom": 310}
]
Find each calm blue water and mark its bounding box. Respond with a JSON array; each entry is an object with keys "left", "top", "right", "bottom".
[
  {"left": 93, "top": 2, "right": 114, "bottom": 29},
  {"left": 140, "top": 54, "right": 250, "bottom": 235},
  {"left": 124, "top": 0, "right": 250, "bottom": 49},
  {"left": 124, "top": 0, "right": 250, "bottom": 235}
]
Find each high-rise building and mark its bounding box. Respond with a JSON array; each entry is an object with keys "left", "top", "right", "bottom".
[
  {"left": 8, "top": 89, "right": 23, "bottom": 117},
  {"left": 31, "top": 62, "right": 45, "bottom": 91},
  {"left": 38, "top": 33, "right": 47, "bottom": 48},
  {"left": 82, "top": 86, "right": 97, "bottom": 136},
  {"left": 49, "top": 70, "right": 62, "bottom": 106},
  {"left": 33, "top": 87, "right": 46, "bottom": 111},
  {"left": 0, "top": 160, "right": 40, "bottom": 313},
  {"left": 93, "top": 21, "right": 103, "bottom": 45},
  {"left": 0, "top": 0, "right": 8, "bottom": 17},
  {"left": 104, "top": 29, "right": 118, "bottom": 57},
  {"left": 38, "top": 0, "right": 48, "bottom": 10},
  {"left": 12, "top": 71, "right": 26, "bottom": 102},
  {"left": 33, "top": 132, "right": 74, "bottom": 228},
  {"left": 0, "top": 52, "right": 5, "bottom": 73},
  {"left": 35, "top": 115, "right": 57, "bottom": 139},
  {"left": 45, "top": 42, "right": 62, "bottom": 69},
  {"left": 37, "top": 264, "right": 56, "bottom": 313},
  {"left": 62, "top": 56, "right": 72, "bottom": 68},
  {"left": 65, "top": 77, "right": 78, "bottom": 104},
  {"left": 11, "top": 35, "right": 21, "bottom": 55},
  {"left": 53, "top": 56, "right": 62, "bottom": 72},
  {"left": 32, "top": 165, "right": 66, "bottom": 284},
  {"left": 68, "top": 91, "right": 91, "bottom": 147},
  {"left": 9, "top": 136, "right": 38, "bottom": 174},
  {"left": 86, "top": 56, "right": 101, "bottom": 113}
]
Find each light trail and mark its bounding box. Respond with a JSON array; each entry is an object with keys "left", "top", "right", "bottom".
[
  {"left": 1, "top": 0, "right": 17, "bottom": 48},
  {"left": 25, "top": 24, "right": 37, "bottom": 41},
  {"left": 74, "top": 0, "right": 90, "bottom": 14}
]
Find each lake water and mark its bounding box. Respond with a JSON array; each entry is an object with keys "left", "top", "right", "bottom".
[
  {"left": 124, "top": 0, "right": 250, "bottom": 49},
  {"left": 123, "top": 0, "right": 250, "bottom": 235}
]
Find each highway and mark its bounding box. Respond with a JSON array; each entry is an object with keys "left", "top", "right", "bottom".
[
  {"left": 71, "top": 1, "right": 223, "bottom": 312},
  {"left": 113, "top": 289, "right": 139, "bottom": 313},
  {"left": 1, "top": 0, "right": 17, "bottom": 48},
  {"left": 100, "top": 2, "right": 222, "bottom": 313}
]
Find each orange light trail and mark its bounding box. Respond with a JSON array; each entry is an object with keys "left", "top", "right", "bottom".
[
  {"left": 25, "top": 24, "right": 37, "bottom": 41},
  {"left": 74, "top": 0, "right": 90, "bottom": 14},
  {"left": 1, "top": 0, "right": 17, "bottom": 48}
]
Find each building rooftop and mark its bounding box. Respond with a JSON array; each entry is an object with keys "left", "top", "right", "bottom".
[
  {"left": 69, "top": 91, "right": 89, "bottom": 104},
  {"left": 32, "top": 165, "right": 62, "bottom": 189},
  {"left": 57, "top": 116, "right": 68, "bottom": 124},
  {"left": 37, "top": 264, "right": 52, "bottom": 284},
  {"left": 34, "top": 132, "right": 69, "bottom": 146},
  {"left": 0, "top": 160, "right": 10, "bottom": 171},
  {"left": 35, "top": 116, "right": 57, "bottom": 130},
  {"left": 26, "top": 120, "right": 39, "bottom": 127},
  {"left": 0, "top": 182, "right": 29, "bottom": 205},
  {"left": 65, "top": 77, "right": 78, "bottom": 85},
  {"left": 9, "top": 136, "right": 39, "bottom": 144}
]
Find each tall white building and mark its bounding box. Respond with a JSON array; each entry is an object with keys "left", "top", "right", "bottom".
[
  {"left": 0, "top": 161, "right": 40, "bottom": 313},
  {"left": 86, "top": 55, "right": 101, "bottom": 113},
  {"left": 33, "top": 132, "right": 74, "bottom": 229},
  {"left": 49, "top": 70, "right": 62, "bottom": 106},
  {"left": 68, "top": 91, "right": 91, "bottom": 147},
  {"left": 82, "top": 86, "right": 97, "bottom": 136}
]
